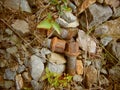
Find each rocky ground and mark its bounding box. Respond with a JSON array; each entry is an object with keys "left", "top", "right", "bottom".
[{"left": 0, "top": 0, "right": 120, "bottom": 90}]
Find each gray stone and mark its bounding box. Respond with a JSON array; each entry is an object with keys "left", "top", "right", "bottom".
[
  {"left": 20, "top": 0, "right": 32, "bottom": 13},
  {"left": 5, "top": 28, "right": 13, "bottom": 35},
  {"left": 11, "top": 19, "right": 30, "bottom": 35},
  {"left": 4, "top": 0, "right": 31, "bottom": 13},
  {"left": 15, "top": 74, "right": 23, "bottom": 90},
  {"left": 29, "top": 55, "right": 44, "bottom": 81},
  {"left": 56, "top": 18, "right": 79, "bottom": 28},
  {"left": 47, "top": 62, "right": 65, "bottom": 74},
  {"left": 17, "top": 65, "right": 25, "bottom": 73},
  {"left": 6, "top": 46, "right": 18, "bottom": 54},
  {"left": 73, "top": 75, "right": 83, "bottom": 82},
  {"left": 77, "top": 30, "right": 96, "bottom": 54},
  {"left": 31, "top": 80, "right": 43, "bottom": 90},
  {"left": 80, "top": 3, "right": 113, "bottom": 29},
  {"left": 22, "top": 72, "right": 31, "bottom": 82},
  {"left": 61, "top": 11, "right": 77, "bottom": 23},
  {"left": 95, "top": 17, "right": 120, "bottom": 38},
  {"left": 101, "top": 36, "right": 112, "bottom": 46},
  {"left": 4, "top": 81, "right": 14, "bottom": 89},
  {"left": 4, "top": 68, "right": 16, "bottom": 80}
]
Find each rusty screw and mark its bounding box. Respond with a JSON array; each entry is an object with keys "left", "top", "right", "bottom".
[
  {"left": 51, "top": 37, "right": 66, "bottom": 53},
  {"left": 65, "top": 41, "right": 79, "bottom": 75}
]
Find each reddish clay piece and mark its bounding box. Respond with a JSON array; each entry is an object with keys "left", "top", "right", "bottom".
[
  {"left": 65, "top": 42, "right": 80, "bottom": 75},
  {"left": 51, "top": 37, "right": 66, "bottom": 53}
]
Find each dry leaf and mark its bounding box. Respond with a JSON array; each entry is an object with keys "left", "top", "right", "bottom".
[{"left": 78, "top": 0, "right": 96, "bottom": 14}]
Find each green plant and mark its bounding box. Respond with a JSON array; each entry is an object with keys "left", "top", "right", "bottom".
[
  {"left": 42, "top": 68, "right": 72, "bottom": 88},
  {"left": 49, "top": 0, "right": 71, "bottom": 14},
  {"left": 37, "top": 14, "right": 61, "bottom": 34}
]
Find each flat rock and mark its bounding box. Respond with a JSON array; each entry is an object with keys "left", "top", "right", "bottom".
[
  {"left": 47, "top": 62, "right": 65, "bottom": 74},
  {"left": 4, "top": 0, "right": 31, "bottom": 13},
  {"left": 47, "top": 52, "right": 66, "bottom": 64},
  {"left": 29, "top": 55, "right": 44, "bottom": 81},
  {"left": 76, "top": 60, "right": 83, "bottom": 75},
  {"left": 15, "top": 74, "right": 23, "bottom": 90},
  {"left": 80, "top": 3, "right": 112, "bottom": 29},
  {"left": 95, "top": 17, "right": 120, "bottom": 38},
  {"left": 56, "top": 11, "right": 79, "bottom": 28},
  {"left": 11, "top": 19, "right": 30, "bottom": 35},
  {"left": 77, "top": 30, "right": 96, "bottom": 54},
  {"left": 4, "top": 68, "right": 16, "bottom": 80},
  {"left": 84, "top": 66, "right": 97, "bottom": 88}
]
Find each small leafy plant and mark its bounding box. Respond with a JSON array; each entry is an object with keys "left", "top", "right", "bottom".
[
  {"left": 42, "top": 68, "right": 72, "bottom": 88},
  {"left": 37, "top": 14, "right": 61, "bottom": 34}
]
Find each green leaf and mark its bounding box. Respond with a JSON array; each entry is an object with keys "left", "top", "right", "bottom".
[
  {"left": 52, "top": 21, "right": 61, "bottom": 34},
  {"left": 37, "top": 19, "right": 52, "bottom": 29}
]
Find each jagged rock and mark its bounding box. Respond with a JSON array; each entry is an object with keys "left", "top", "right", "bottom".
[
  {"left": 29, "top": 55, "right": 44, "bottom": 81},
  {"left": 47, "top": 53, "right": 66, "bottom": 64},
  {"left": 4, "top": 68, "right": 16, "bottom": 80},
  {"left": 80, "top": 3, "right": 112, "bottom": 29},
  {"left": 11, "top": 19, "right": 30, "bottom": 35},
  {"left": 84, "top": 66, "right": 97, "bottom": 88},
  {"left": 17, "top": 65, "right": 25, "bottom": 73},
  {"left": 15, "top": 74, "right": 23, "bottom": 90},
  {"left": 47, "top": 62, "right": 65, "bottom": 74},
  {"left": 77, "top": 30, "right": 96, "bottom": 54}
]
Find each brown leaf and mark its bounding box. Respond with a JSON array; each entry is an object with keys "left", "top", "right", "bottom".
[{"left": 78, "top": 0, "right": 96, "bottom": 14}]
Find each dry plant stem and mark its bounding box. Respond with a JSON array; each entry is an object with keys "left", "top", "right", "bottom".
[
  {"left": 0, "top": 19, "right": 35, "bottom": 53},
  {"left": 36, "top": 2, "right": 50, "bottom": 22}
]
